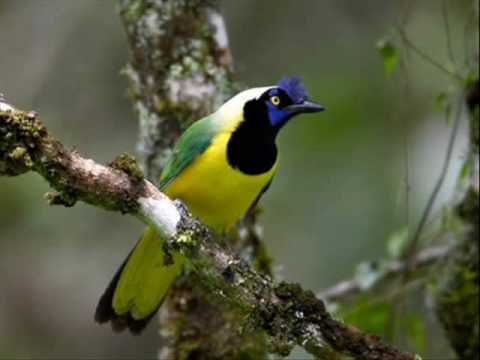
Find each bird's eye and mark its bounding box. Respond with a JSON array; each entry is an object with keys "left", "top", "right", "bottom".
[{"left": 270, "top": 96, "right": 280, "bottom": 106}]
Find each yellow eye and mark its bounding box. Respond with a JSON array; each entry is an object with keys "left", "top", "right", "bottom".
[{"left": 270, "top": 96, "right": 280, "bottom": 106}]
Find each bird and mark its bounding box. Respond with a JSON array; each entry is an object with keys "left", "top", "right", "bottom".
[{"left": 95, "top": 76, "right": 325, "bottom": 334}]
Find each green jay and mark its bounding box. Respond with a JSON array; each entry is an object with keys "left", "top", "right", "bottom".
[{"left": 95, "top": 77, "right": 324, "bottom": 333}]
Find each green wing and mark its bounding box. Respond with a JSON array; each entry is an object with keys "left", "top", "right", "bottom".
[{"left": 159, "top": 115, "right": 218, "bottom": 190}]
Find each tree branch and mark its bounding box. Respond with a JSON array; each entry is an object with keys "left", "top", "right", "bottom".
[
  {"left": 0, "top": 103, "right": 416, "bottom": 360},
  {"left": 318, "top": 244, "right": 453, "bottom": 303},
  {"left": 403, "top": 93, "right": 464, "bottom": 265}
]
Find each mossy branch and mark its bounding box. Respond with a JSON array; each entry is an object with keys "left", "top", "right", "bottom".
[{"left": 0, "top": 103, "right": 416, "bottom": 360}]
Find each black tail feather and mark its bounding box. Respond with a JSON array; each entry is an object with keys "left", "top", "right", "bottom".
[
  {"left": 95, "top": 245, "right": 156, "bottom": 335},
  {"left": 94, "top": 250, "right": 131, "bottom": 325}
]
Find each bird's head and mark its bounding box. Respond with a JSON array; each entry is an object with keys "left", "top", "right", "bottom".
[
  {"left": 262, "top": 76, "right": 324, "bottom": 129},
  {"left": 217, "top": 77, "right": 324, "bottom": 135}
]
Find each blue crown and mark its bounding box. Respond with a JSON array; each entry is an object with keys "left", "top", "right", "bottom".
[{"left": 277, "top": 76, "right": 309, "bottom": 103}]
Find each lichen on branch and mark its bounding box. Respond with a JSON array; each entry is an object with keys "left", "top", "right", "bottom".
[{"left": 0, "top": 108, "right": 148, "bottom": 214}]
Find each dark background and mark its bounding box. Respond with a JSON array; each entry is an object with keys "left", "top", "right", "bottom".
[{"left": 0, "top": 1, "right": 474, "bottom": 358}]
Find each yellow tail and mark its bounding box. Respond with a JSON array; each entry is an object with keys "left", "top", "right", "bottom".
[{"left": 95, "top": 226, "right": 184, "bottom": 334}]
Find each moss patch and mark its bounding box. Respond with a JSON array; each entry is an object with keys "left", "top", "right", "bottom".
[
  {"left": 109, "top": 153, "right": 144, "bottom": 183},
  {"left": 0, "top": 111, "right": 46, "bottom": 176}
]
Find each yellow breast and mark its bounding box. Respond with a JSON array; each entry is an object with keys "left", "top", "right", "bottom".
[{"left": 163, "top": 131, "right": 277, "bottom": 232}]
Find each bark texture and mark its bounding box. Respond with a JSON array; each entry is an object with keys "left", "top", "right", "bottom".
[
  {"left": 118, "top": 0, "right": 235, "bottom": 179},
  {"left": 435, "top": 80, "right": 479, "bottom": 360}
]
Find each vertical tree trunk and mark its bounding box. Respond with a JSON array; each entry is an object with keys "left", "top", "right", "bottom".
[
  {"left": 117, "top": 1, "right": 270, "bottom": 358},
  {"left": 435, "top": 80, "right": 479, "bottom": 360},
  {"left": 118, "top": 0, "right": 235, "bottom": 179}
]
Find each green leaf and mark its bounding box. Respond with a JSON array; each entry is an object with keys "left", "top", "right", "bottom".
[
  {"left": 433, "top": 87, "right": 456, "bottom": 124},
  {"left": 387, "top": 227, "right": 409, "bottom": 258},
  {"left": 377, "top": 39, "right": 399, "bottom": 77},
  {"left": 458, "top": 161, "right": 471, "bottom": 185}
]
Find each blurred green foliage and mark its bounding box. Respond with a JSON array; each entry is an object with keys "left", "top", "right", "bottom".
[{"left": 377, "top": 38, "right": 399, "bottom": 77}]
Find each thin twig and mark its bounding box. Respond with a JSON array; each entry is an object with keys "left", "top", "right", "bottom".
[
  {"left": 397, "top": 1, "right": 417, "bottom": 240},
  {"left": 463, "top": 0, "right": 480, "bottom": 71},
  {"left": 399, "top": 50, "right": 412, "bottom": 246},
  {"left": 442, "top": 0, "right": 457, "bottom": 69},
  {"left": 397, "top": 27, "right": 463, "bottom": 82},
  {"left": 318, "top": 244, "right": 452, "bottom": 302},
  {"left": 400, "top": 0, "right": 418, "bottom": 27},
  {"left": 404, "top": 94, "right": 464, "bottom": 263}
]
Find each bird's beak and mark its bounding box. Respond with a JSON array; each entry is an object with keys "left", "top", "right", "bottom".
[{"left": 286, "top": 101, "right": 325, "bottom": 114}]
